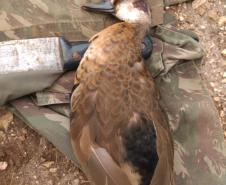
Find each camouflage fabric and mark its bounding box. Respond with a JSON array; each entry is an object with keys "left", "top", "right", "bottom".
[
  {"left": 0, "top": 0, "right": 225, "bottom": 185},
  {"left": 152, "top": 27, "right": 226, "bottom": 185},
  {"left": 0, "top": 0, "right": 113, "bottom": 41},
  {"left": 0, "top": 0, "right": 164, "bottom": 42},
  {"left": 164, "top": 0, "right": 192, "bottom": 6},
  {"left": 34, "top": 71, "right": 75, "bottom": 106},
  {"left": 157, "top": 62, "right": 226, "bottom": 185}
]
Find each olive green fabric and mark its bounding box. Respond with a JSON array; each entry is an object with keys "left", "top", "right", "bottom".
[
  {"left": 34, "top": 71, "right": 74, "bottom": 106},
  {"left": 0, "top": 0, "right": 164, "bottom": 42},
  {"left": 0, "top": 70, "right": 62, "bottom": 106},
  {"left": 164, "top": 0, "right": 192, "bottom": 6},
  {"left": 157, "top": 63, "right": 226, "bottom": 185},
  {"left": 149, "top": 25, "right": 203, "bottom": 76},
  {"left": 0, "top": 0, "right": 113, "bottom": 41},
  {"left": 152, "top": 28, "right": 226, "bottom": 185}
]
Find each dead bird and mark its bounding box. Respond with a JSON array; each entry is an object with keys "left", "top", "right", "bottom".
[{"left": 70, "top": 0, "right": 175, "bottom": 185}]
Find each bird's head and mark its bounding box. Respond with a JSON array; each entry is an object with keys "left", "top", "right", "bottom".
[
  {"left": 83, "top": 0, "right": 151, "bottom": 25},
  {"left": 112, "top": 0, "right": 151, "bottom": 25}
]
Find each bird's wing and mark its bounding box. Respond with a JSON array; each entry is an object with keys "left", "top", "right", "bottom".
[
  {"left": 74, "top": 22, "right": 138, "bottom": 86},
  {"left": 70, "top": 22, "right": 175, "bottom": 185},
  {"left": 70, "top": 68, "right": 133, "bottom": 185},
  {"left": 149, "top": 104, "right": 175, "bottom": 185}
]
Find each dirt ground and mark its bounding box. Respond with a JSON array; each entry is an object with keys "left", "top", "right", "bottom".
[{"left": 0, "top": 1, "right": 225, "bottom": 185}]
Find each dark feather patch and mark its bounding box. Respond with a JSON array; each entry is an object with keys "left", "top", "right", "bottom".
[
  {"left": 133, "top": 0, "right": 149, "bottom": 13},
  {"left": 122, "top": 115, "right": 158, "bottom": 185}
]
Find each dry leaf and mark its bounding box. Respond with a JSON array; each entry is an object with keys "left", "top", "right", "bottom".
[{"left": 0, "top": 109, "right": 13, "bottom": 131}]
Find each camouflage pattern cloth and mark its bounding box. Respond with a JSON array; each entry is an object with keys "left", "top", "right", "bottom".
[
  {"left": 164, "top": 0, "right": 192, "bottom": 6},
  {"left": 1, "top": 0, "right": 226, "bottom": 185}
]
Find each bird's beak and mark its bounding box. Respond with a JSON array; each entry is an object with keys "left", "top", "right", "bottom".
[{"left": 82, "top": 1, "right": 115, "bottom": 14}]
